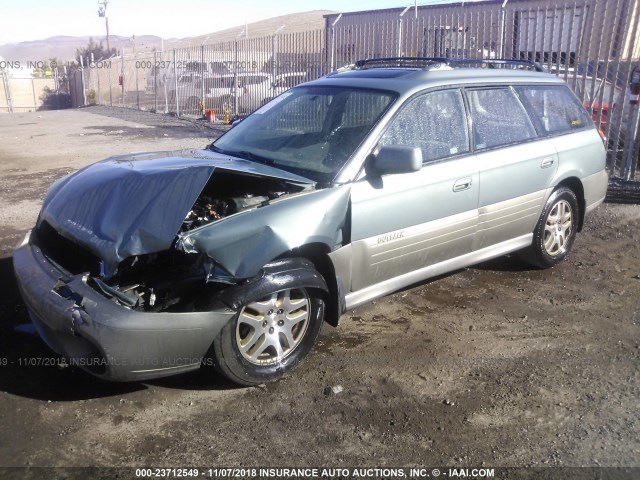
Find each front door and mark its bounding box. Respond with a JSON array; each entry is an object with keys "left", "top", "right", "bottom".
[{"left": 349, "top": 88, "right": 479, "bottom": 291}]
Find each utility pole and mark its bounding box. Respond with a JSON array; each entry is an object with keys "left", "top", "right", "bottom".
[{"left": 98, "top": 0, "right": 111, "bottom": 54}]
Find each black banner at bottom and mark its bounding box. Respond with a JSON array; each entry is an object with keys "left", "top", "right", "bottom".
[{"left": 0, "top": 466, "right": 637, "bottom": 480}]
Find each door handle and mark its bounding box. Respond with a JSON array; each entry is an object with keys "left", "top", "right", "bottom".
[
  {"left": 453, "top": 177, "right": 472, "bottom": 192},
  {"left": 541, "top": 156, "right": 555, "bottom": 168}
]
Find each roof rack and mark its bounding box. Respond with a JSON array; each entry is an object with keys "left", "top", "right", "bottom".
[
  {"left": 445, "top": 58, "right": 546, "bottom": 72},
  {"left": 354, "top": 57, "right": 449, "bottom": 69},
  {"left": 352, "top": 57, "right": 546, "bottom": 72}
]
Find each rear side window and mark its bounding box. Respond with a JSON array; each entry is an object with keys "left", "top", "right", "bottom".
[
  {"left": 467, "top": 88, "right": 537, "bottom": 150},
  {"left": 516, "top": 85, "right": 592, "bottom": 135},
  {"left": 379, "top": 89, "right": 470, "bottom": 162}
]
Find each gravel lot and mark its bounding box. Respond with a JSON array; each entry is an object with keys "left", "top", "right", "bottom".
[{"left": 0, "top": 107, "right": 638, "bottom": 476}]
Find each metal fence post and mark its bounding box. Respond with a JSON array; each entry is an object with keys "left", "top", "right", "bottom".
[
  {"left": 121, "top": 48, "right": 125, "bottom": 106},
  {"left": 31, "top": 78, "right": 36, "bottom": 110},
  {"left": 173, "top": 49, "right": 179, "bottom": 116},
  {"left": 54, "top": 68, "right": 60, "bottom": 109},
  {"left": 624, "top": 103, "right": 640, "bottom": 180},
  {"left": 163, "top": 50, "right": 169, "bottom": 114},
  {"left": 96, "top": 62, "right": 101, "bottom": 105},
  {"left": 1, "top": 71, "right": 12, "bottom": 113},
  {"left": 90, "top": 52, "right": 95, "bottom": 104},
  {"left": 65, "top": 66, "right": 72, "bottom": 108},
  {"left": 234, "top": 40, "right": 238, "bottom": 117},
  {"left": 135, "top": 51, "right": 140, "bottom": 110},
  {"left": 398, "top": 6, "right": 411, "bottom": 57},
  {"left": 80, "top": 55, "right": 87, "bottom": 107},
  {"left": 272, "top": 33, "right": 277, "bottom": 79},
  {"left": 108, "top": 61, "right": 113, "bottom": 106},
  {"left": 154, "top": 50, "right": 158, "bottom": 113},
  {"left": 329, "top": 14, "right": 342, "bottom": 72},
  {"left": 272, "top": 25, "right": 285, "bottom": 80},
  {"left": 498, "top": 0, "right": 510, "bottom": 58},
  {"left": 201, "top": 44, "right": 206, "bottom": 115}
]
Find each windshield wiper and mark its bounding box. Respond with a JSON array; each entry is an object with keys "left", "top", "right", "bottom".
[
  {"left": 208, "top": 144, "right": 225, "bottom": 153},
  {"left": 209, "top": 144, "right": 274, "bottom": 165},
  {"left": 228, "top": 150, "right": 275, "bottom": 166}
]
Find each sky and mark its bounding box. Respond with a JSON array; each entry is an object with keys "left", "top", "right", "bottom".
[{"left": 0, "top": 0, "right": 443, "bottom": 45}]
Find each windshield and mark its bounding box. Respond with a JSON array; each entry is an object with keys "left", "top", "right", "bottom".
[{"left": 211, "top": 86, "right": 397, "bottom": 183}]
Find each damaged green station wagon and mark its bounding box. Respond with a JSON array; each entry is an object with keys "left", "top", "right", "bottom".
[{"left": 13, "top": 58, "right": 608, "bottom": 385}]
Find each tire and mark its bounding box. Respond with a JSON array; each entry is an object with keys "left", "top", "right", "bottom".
[
  {"left": 212, "top": 286, "right": 325, "bottom": 386},
  {"left": 522, "top": 186, "right": 579, "bottom": 268}
]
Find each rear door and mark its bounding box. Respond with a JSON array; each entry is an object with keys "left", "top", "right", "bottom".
[{"left": 467, "top": 87, "right": 558, "bottom": 250}]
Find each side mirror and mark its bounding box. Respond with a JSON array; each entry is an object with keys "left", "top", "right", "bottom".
[{"left": 369, "top": 145, "right": 422, "bottom": 176}]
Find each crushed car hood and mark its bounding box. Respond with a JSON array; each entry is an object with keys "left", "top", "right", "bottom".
[{"left": 38, "top": 149, "right": 314, "bottom": 274}]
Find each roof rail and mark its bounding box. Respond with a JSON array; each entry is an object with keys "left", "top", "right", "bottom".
[
  {"left": 354, "top": 57, "right": 449, "bottom": 69},
  {"left": 445, "top": 58, "right": 546, "bottom": 72},
  {"left": 351, "top": 57, "right": 546, "bottom": 72}
]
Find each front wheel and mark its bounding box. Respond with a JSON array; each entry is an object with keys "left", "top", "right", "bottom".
[
  {"left": 212, "top": 287, "right": 325, "bottom": 385},
  {"left": 522, "top": 186, "right": 579, "bottom": 268}
]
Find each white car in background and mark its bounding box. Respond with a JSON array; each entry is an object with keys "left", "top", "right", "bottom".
[
  {"left": 243, "top": 72, "right": 308, "bottom": 112},
  {"left": 205, "top": 72, "right": 308, "bottom": 114}
]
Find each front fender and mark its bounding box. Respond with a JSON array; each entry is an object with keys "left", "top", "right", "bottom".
[
  {"left": 180, "top": 186, "right": 351, "bottom": 278},
  {"left": 218, "top": 258, "right": 328, "bottom": 310}
]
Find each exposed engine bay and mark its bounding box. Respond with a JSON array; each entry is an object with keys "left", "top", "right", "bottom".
[
  {"left": 105, "top": 171, "right": 311, "bottom": 311},
  {"left": 180, "top": 170, "right": 304, "bottom": 232},
  {"left": 181, "top": 195, "right": 269, "bottom": 232},
  {"left": 36, "top": 169, "right": 313, "bottom": 313}
]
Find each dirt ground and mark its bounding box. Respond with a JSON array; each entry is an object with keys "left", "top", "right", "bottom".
[{"left": 0, "top": 108, "right": 638, "bottom": 475}]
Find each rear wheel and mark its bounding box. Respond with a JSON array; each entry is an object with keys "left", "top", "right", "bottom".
[
  {"left": 212, "top": 286, "right": 324, "bottom": 385},
  {"left": 522, "top": 186, "right": 579, "bottom": 268}
]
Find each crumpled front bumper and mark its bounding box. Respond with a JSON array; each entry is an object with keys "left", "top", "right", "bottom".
[{"left": 13, "top": 233, "right": 235, "bottom": 382}]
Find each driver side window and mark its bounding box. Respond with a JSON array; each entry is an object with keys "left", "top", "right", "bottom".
[{"left": 379, "top": 89, "right": 470, "bottom": 162}]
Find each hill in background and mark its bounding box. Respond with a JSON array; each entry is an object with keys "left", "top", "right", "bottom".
[
  {"left": 0, "top": 35, "right": 166, "bottom": 63},
  {"left": 0, "top": 11, "right": 335, "bottom": 63},
  {"left": 173, "top": 10, "right": 335, "bottom": 47}
]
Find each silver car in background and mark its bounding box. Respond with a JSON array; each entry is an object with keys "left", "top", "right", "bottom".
[
  {"left": 13, "top": 58, "right": 607, "bottom": 385},
  {"left": 204, "top": 71, "right": 307, "bottom": 114}
]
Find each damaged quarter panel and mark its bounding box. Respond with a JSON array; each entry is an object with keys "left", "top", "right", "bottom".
[{"left": 178, "top": 185, "right": 351, "bottom": 279}]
